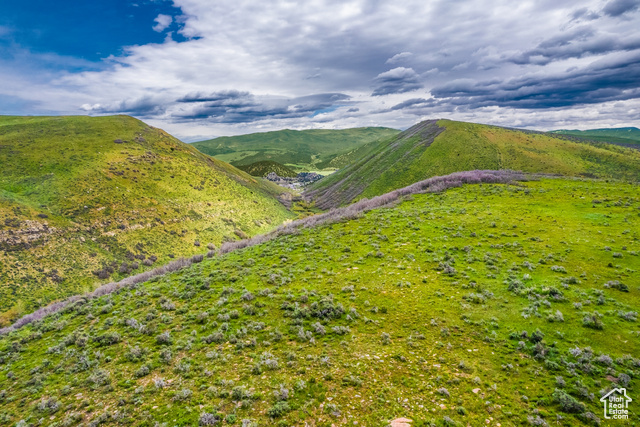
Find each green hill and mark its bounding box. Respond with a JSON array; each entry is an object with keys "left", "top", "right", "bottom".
[
  {"left": 237, "top": 161, "right": 297, "bottom": 178},
  {"left": 307, "top": 119, "right": 640, "bottom": 209},
  {"left": 550, "top": 127, "right": 640, "bottom": 145},
  {"left": 0, "top": 115, "right": 293, "bottom": 322},
  {"left": 191, "top": 127, "right": 399, "bottom": 171},
  {"left": 0, "top": 176, "right": 638, "bottom": 426}
]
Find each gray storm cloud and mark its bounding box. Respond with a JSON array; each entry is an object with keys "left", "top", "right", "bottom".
[{"left": 1, "top": 0, "right": 639, "bottom": 138}]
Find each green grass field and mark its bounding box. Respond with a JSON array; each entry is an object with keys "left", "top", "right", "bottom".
[
  {"left": 191, "top": 127, "right": 399, "bottom": 172},
  {"left": 0, "top": 115, "right": 293, "bottom": 322},
  {"left": 308, "top": 120, "right": 640, "bottom": 209},
  {"left": 1, "top": 177, "right": 638, "bottom": 426}
]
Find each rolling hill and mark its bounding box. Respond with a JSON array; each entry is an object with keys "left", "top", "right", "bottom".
[
  {"left": 550, "top": 127, "right": 640, "bottom": 146},
  {"left": 306, "top": 119, "right": 640, "bottom": 209},
  {"left": 237, "top": 161, "right": 297, "bottom": 178},
  {"left": 0, "top": 176, "right": 638, "bottom": 426},
  {"left": 0, "top": 115, "right": 293, "bottom": 323},
  {"left": 191, "top": 127, "right": 399, "bottom": 172}
]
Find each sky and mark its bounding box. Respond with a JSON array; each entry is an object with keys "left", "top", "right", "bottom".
[{"left": 1, "top": 0, "right": 639, "bottom": 141}]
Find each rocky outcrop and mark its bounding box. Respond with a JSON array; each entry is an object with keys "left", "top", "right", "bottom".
[{"left": 0, "top": 220, "right": 56, "bottom": 249}]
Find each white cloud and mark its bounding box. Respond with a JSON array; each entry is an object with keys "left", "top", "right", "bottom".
[
  {"left": 152, "top": 14, "right": 172, "bottom": 32},
  {"left": 386, "top": 52, "right": 413, "bottom": 64}
]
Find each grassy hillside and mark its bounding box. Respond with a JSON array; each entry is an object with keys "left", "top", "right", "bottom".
[
  {"left": 550, "top": 128, "right": 640, "bottom": 145},
  {"left": 0, "top": 115, "right": 293, "bottom": 322},
  {"left": 307, "top": 119, "right": 640, "bottom": 209},
  {"left": 0, "top": 177, "right": 638, "bottom": 426},
  {"left": 191, "top": 127, "right": 399, "bottom": 172},
  {"left": 237, "top": 161, "right": 297, "bottom": 178}
]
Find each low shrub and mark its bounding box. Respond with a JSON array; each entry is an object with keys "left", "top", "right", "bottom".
[
  {"left": 582, "top": 312, "right": 604, "bottom": 329},
  {"left": 156, "top": 331, "right": 172, "bottom": 345},
  {"left": 199, "top": 413, "right": 221, "bottom": 426},
  {"left": 553, "top": 389, "right": 586, "bottom": 413},
  {"left": 267, "top": 401, "right": 290, "bottom": 418}
]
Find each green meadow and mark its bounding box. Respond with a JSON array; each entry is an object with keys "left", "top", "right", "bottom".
[{"left": 1, "top": 177, "right": 638, "bottom": 426}]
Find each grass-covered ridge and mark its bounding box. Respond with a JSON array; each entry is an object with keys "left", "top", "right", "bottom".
[
  {"left": 191, "top": 127, "right": 399, "bottom": 172},
  {"left": 306, "top": 119, "right": 640, "bottom": 209},
  {"left": 237, "top": 161, "right": 297, "bottom": 178},
  {"left": 0, "top": 177, "right": 638, "bottom": 426},
  {"left": 550, "top": 127, "right": 640, "bottom": 146},
  {"left": 0, "top": 115, "right": 293, "bottom": 322}
]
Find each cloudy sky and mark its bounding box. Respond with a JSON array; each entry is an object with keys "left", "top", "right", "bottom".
[{"left": 1, "top": 0, "right": 639, "bottom": 141}]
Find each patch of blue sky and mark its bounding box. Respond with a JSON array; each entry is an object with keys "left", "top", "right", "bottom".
[{"left": 0, "top": 0, "right": 186, "bottom": 64}]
